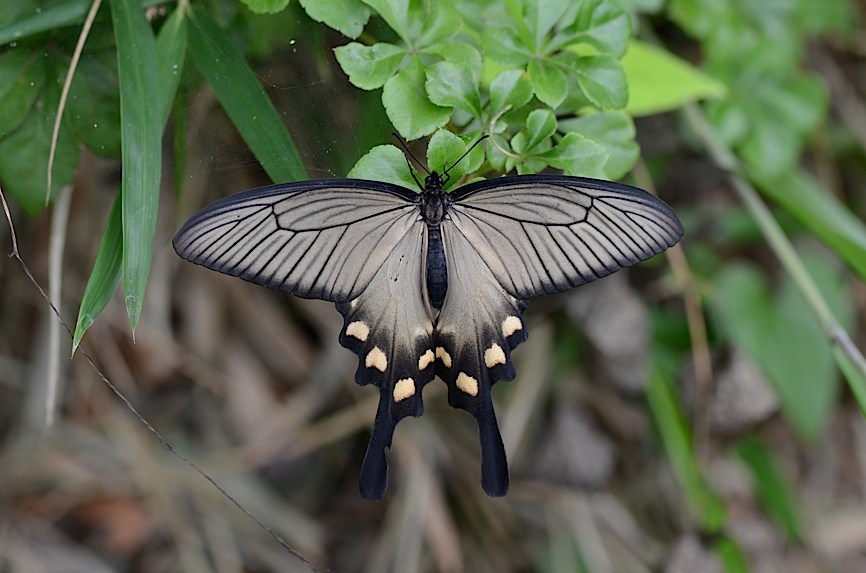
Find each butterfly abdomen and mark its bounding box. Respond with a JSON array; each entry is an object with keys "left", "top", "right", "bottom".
[{"left": 426, "top": 225, "right": 447, "bottom": 309}]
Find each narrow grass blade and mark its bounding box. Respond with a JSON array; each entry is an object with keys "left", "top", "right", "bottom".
[
  {"left": 187, "top": 5, "right": 306, "bottom": 183},
  {"left": 73, "top": 194, "right": 122, "bottom": 353},
  {"left": 111, "top": 0, "right": 162, "bottom": 332},
  {"left": 156, "top": 5, "right": 187, "bottom": 127}
]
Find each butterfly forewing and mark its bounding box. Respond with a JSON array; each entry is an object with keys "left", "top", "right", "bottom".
[
  {"left": 448, "top": 175, "right": 684, "bottom": 299},
  {"left": 173, "top": 180, "right": 419, "bottom": 302}
]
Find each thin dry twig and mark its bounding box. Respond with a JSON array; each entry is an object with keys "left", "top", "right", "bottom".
[
  {"left": 632, "top": 159, "right": 714, "bottom": 457},
  {"left": 46, "top": 185, "right": 73, "bottom": 429},
  {"left": 0, "top": 185, "right": 317, "bottom": 572}
]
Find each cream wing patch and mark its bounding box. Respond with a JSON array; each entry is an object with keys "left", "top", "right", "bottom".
[
  {"left": 365, "top": 347, "right": 388, "bottom": 372},
  {"left": 418, "top": 349, "right": 435, "bottom": 370},
  {"left": 393, "top": 378, "right": 416, "bottom": 402},
  {"left": 502, "top": 316, "right": 523, "bottom": 338},
  {"left": 456, "top": 372, "right": 479, "bottom": 396},
  {"left": 435, "top": 347, "right": 452, "bottom": 368},
  {"left": 484, "top": 343, "right": 506, "bottom": 368},
  {"left": 346, "top": 320, "right": 370, "bottom": 341}
]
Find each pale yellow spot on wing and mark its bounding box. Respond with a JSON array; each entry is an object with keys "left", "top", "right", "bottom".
[
  {"left": 484, "top": 343, "right": 506, "bottom": 368},
  {"left": 365, "top": 346, "right": 387, "bottom": 372},
  {"left": 435, "top": 347, "right": 452, "bottom": 368},
  {"left": 456, "top": 372, "right": 478, "bottom": 396},
  {"left": 393, "top": 378, "right": 416, "bottom": 402},
  {"left": 502, "top": 315, "right": 523, "bottom": 338},
  {"left": 346, "top": 321, "right": 369, "bottom": 342},
  {"left": 418, "top": 349, "right": 435, "bottom": 370}
]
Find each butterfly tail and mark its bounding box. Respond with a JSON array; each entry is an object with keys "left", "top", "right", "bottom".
[
  {"left": 476, "top": 398, "right": 509, "bottom": 496},
  {"left": 359, "top": 391, "right": 396, "bottom": 500}
]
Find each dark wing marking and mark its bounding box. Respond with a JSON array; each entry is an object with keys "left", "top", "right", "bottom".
[
  {"left": 448, "top": 175, "right": 684, "bottom": 299},
  {"left": 172, "top": 179, "right": 420, "bottom": 302},
  {"left": 336, "top": 224, "right": 435, "bottom": 500},
  {"left": 435, "top": 220, "right": 529, "bottom": 496}
]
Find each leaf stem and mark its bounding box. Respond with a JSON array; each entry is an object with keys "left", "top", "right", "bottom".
[{"left": 683, "top": 104, "right": 866, "bottom": 399}]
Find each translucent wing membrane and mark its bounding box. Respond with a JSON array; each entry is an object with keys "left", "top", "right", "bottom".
[
  {"left": 449, "top": 175, "right": 684, "bottom": 299},
  {"left": 172, "top": 180, "right": 419, "bottom": 302},
  {"left": 436, "top": 222, "right": 528, "bottom": 496},
  {"left": 336, "top": 225, "right": 436, "bottom": 500}
]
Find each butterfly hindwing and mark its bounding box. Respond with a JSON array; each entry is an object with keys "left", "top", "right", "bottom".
[
  {"left": 336, "top": 223, "right": 436, "bottom": 500},
  {"left": 435, "top": 220, "right": 529, "bottom": 496},
  {"left": 448, "top": 175, "right": 684, "bottom": 299},
  {"left": 173, "top": 180, "right": 419, "bottom": 302}
]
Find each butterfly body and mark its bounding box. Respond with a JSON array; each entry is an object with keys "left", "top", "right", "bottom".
[{"left": 173, "top": 170, "right": 683, "bottom": 500}]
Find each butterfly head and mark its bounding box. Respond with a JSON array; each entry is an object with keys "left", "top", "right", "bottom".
[{"left": 424, "top": 171, "right": 447, "bottom": 193}]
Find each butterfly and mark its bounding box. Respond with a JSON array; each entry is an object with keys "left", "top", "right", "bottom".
[{"left": 172, "top": 144, "right": 683, "bottom": 500}]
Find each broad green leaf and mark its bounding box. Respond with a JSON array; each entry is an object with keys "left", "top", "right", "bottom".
[
  {"left": 621, "top": 40, "right": 726, "bottom": 116},
  {"left": 111, "top": 0, "right": 162, "bottom": 331},
  {"left": 553, "top": 0, "right": 630, "bottom": 56},
  {"left": 524, "top": 109, "right": 556, "bottom": 150},
  {"left": 558, "top": 111, "right": 638, "bottom": 179},
  {"left": 536, "top": 132, "right": 607, "bottom": 178},
  {"left": 749, "top": 167, "right": 866, "bottom": 284},
  {"left": 425, "top": 61, "right": 481, "bottom": 118},
  {"left": 334, "top": 42, "right": 406, "bottom": 90},
  {"left": 66, "top": 48, "right": 122, "bottom": 158},
  {"left": 423, "top": 42, "right": 482, "bottom": 78},
  {"left": 0, "top": 50, "right": 45, "bottom": 137},
  {"left": 240, "top": 0, "right": 289, "bottom": 14},
  {"left": 712, "top": 261, "right": 845, "bottom": 440},
  {"left": 188, "top": 6, "right": 306, "bottom": 183},
  {"left": 0, "top": 0, "right": 166, "bottom": 45},
  {"left": 565, "top": 54, "right": 627, "bottom": 110},
  {"left": 299, "top": 0, "right": 371, "bottom": 39},
  {"left": 73, "top": 195, "right": 122, "bottom": 353},
  {"left": 155, "top": 5, "right": 187, "bottom": 127},
  {"left": 736, "top": 438, "right": 803, "bottom": 541},
  {"left": 482, "top": 27, "right": 532, "bottom": 67},
  {"left": 523, "top": 0, "right": 571, "bottom": 53},
  {"left": 488, "top": 69, "right": 532, "bottom": 115},
  {"left": 415, "top": 2, "right": 461, "bottom": 48},
  {"left": 528, "top": 59, "right": 566, "bottom": 108},
  {"left": 0, "top": 81, "right": 79, "bottom": 215},
  {"left": 382, "top": 56, "right": 450, "bottom": 140},
  {"left": 347, "top": 144, "right": 417, "bottom": 190},
  {"left": 427, "top": 130, "right": 468, "bottom": 188}
]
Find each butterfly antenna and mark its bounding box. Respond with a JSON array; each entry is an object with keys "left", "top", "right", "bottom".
[
  {"left": 392, "top": 132, "right": 428, "bottom": 190},
  {"left": 443, "top": 134, "right": 490, "bottom": 176}
]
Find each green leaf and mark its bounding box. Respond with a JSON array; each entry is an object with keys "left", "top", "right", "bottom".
[
  {"left": 535, "top": 132, "right": 607, "bottom": 177},
  {"left": 382, "top": 56, "right": 450, "bottom": 140},
  {"left": 426, "top": 130, "right": 469, "bottom": 188},
  {"left": 0, "top": 82, "right": 79, "bottom": 215},
  {"left": 524, "top": 109, "right": 556, "bottom": 150},
  {"left": 363, "top": 0, "right": 415, "bottom": 43},
  {"left": 415, "top": 2, "right": 461, "bottom": 48},
  {"left": 423, "top": 42, "right": 482, "bottom": 78},
  {"left": 488, "top": 69, "right": 533, "bottom": 115},
  {"left": 748, "top": 167, "right": 866, "bottom": 284},
  {"left": 347, "top": 144, "right": 417, "bottom": 190},
  {"left": 712, "top": 261, "right": 844, "bottom": 441},
  {"left": 554, "top": 0, "right": 630, "bottom": 56},
  {"left": 73, "top": 195, "right": 122, "bottom": 353},
  {"left": 523, "top": 0, "right": 571, "bottom": 53},
  {"left": 482, "top": 27, "right": 532, "bottom": 67},
  {"left": 299, "top": 0, "right": 371, "bottom": 38},
  {"left": 736, "top": 438, "right": 803, "bottom": 541},
  {"left": 564, "top": 54, "right": 628, "bottom": 110},
  {"left": 558, "top": 111, "right": 638, "bottom": 179},
  {"left": 334, "top": 42, "right": 406, "bottom": 90},
  {"left": 66, "top": 48, "right": 122, "bottom": 158},
  {"left": 155, "top": 5, "right": 187, "bottom": 127},
  {"left": 111, "top": 0, "right": 162, "bottom": 331},
  {"left": 188, "top": 5, "right": 306, "bottom": 183},
  {"left": 528, "top": 59, "right": 566, "bottom": 108},
  {"left": 0, "top": 50, "right": 46, "bottom": 137},
  {"left": 646, "top": 366, "right": 726, "bottom": 529},
  {"left": 425, "top": 61, "right": 481, "bottom": 118},
  {"left": 621, "top": 40, "right": 726, "bottom": 116},
  {"left": 240, "top": 0, "right": 290, "bottom": 14}
]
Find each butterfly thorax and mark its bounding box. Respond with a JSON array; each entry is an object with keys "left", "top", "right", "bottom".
[{"left": 420, "top": 172, "right": 450, "bottom": 310}]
